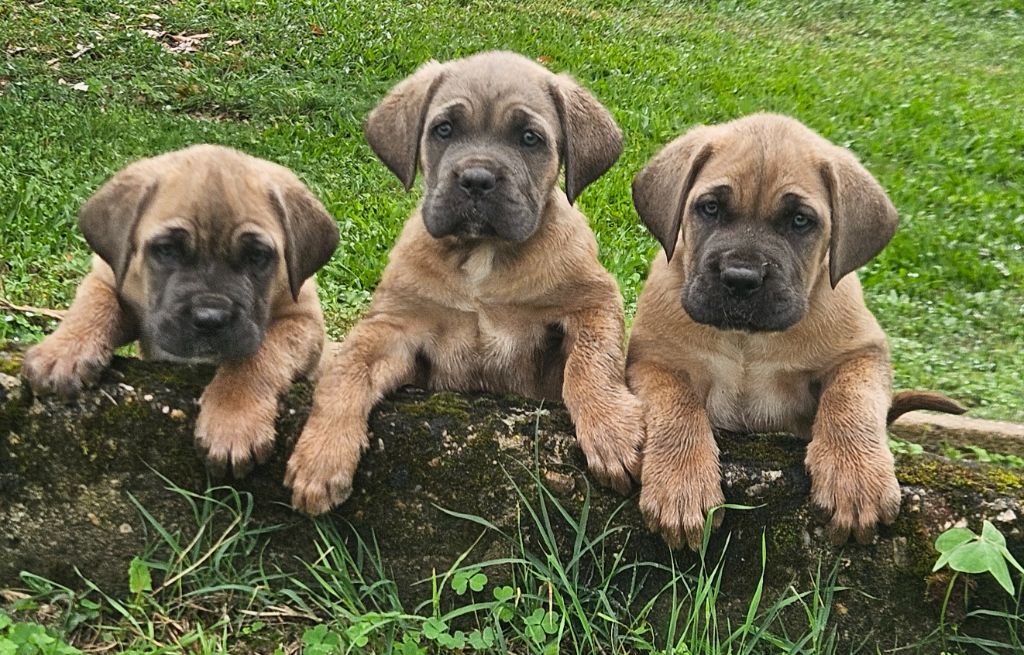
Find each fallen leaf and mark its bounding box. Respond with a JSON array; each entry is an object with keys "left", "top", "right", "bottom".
[
  {"left": 70, "top": 43, "right": 94, "bottom": 60},
  {"left": 71, "top": 81, "right": 89, "bottom": 92},
  {"left": 225, "top": 39, "right": 242, "bottom": 46},
  {"left": 310, "top": 23, "right": 325, "bottom": 36},
  {"left": 140, "top": 29, "right": 214, "bottom": 54}
]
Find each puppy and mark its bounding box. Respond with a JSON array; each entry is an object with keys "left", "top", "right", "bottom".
[
  {"left": 23, "top": 145, "right": 339, "bottom": 476},
  {"left": 286, "top": 51, "right": 644, "bottom": 514},
  {"left": 626, "top": 114, "right": 964, "bottom": 549}
]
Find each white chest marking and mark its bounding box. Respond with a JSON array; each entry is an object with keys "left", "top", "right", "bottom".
[{"left": 461, "top": 246, "right": 495, "bottom": 286}]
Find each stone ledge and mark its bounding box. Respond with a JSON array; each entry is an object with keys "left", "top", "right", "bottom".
[{"left": 1, "top": 351, "right": 1022, "bottom": 648}]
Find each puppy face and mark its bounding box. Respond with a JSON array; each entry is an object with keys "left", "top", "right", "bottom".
[
  {"left": 633, "top": 114, "right": 898, "bottom": 332},
  {"left": 78, "top": 145, "right": 338, "bottom": 363},
  {"left": 678, "top": 131, "right": 832, "bottom": 331},
  {"left": 132, "top": 191, "right": 283, "bottom": 362},
  {"left": 419, "top": 60, "right": 562, "bottom": 241},
  {"left": 365, "top": 51, "right": 623, "bottom": 243}
]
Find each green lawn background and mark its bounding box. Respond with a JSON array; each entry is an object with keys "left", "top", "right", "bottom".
[{"left": 1, "top": 0, "right": 1021, "bottom": 420}]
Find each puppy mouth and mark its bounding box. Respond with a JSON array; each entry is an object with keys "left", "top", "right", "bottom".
[
  {"left": 143, "top": 316, "right": 264, "bottom": 364},
  {"left": 423, "top": 189, "right": 538, "bottom": 243},
  {"left": 453, "top": 218, "right": 498, "bottom": 239},
  {"left": 681, "top": 277, "right": 808, "bottom": 333}
]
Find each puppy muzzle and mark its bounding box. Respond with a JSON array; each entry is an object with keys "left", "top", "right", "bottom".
[
  {"left": 682, "top": 249, "right": 807, "bottom": 332},
  {"left": 147, "top": 292, "right": 264, "bottom": 363},
  {"left": 423, "top": 161, "right": 539, "bottom": 242}
]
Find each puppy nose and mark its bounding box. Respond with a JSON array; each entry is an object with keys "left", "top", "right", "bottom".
[
  {"left": 190, "top": 296, "right": 234, "bottom": 332},
  {"left": 720, "top": 265, "right": 765, "bottom": 297},
  {"left": 458, "top": 167, "right": 496, "bottom": 196}
]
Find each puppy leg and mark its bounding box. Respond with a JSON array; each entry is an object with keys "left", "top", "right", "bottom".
[
  {"left": 286, "top": 317, "right": 419, "bottom": 515},
  {"left": 561, "top": 307, "right": 644, "bottom": 495},
  {"left": 23, "top": 268, "right": 135, "bottom": 396},
  {"left": 195, "top": 310, "right": 324, "bottom": 478},
  {"left": 628, "top": 360, "right": 722, "bottom": 550},
  {"left": 806, "top": 351, "right": 899, "bottom": 545}
]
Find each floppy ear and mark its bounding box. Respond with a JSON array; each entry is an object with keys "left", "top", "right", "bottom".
[
  {"left": 364, "top": 60, "right": 446, "bottom": 191},
  {"left": 270, "top": 181, "right": 340, "bottom": 301},
  {"left": 77, "top": 165, "right": 159, "bottom": 289},
  {"left": 820, "top": 148, "right": 898, "bottom": 288},
  {"left": 631, "top": 127, "right": 714, "bottom": 262},
  {"left": 549, "top": 75, "right": 624, "bottom": 204}
]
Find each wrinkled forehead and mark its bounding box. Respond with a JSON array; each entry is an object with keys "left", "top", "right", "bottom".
[
  {"left": 429, "top": 58, "right": 559, "bottom": 127},
  {"left": 697, "top": 128, "right": 831, "bottom": 215},
  {"left": 137, "top": 162, "right": 282, "bottom": 246}
]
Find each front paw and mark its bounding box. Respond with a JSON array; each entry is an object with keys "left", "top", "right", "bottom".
[
  {"left": 639, "top": 449, "right": 724, "bottom": 550},
  {"left": 195, "top": 384, "right": 278, "bottom": 478},
  {"left": 23, "top": 336, "right": 111, "bottom": 397},
  {"left": 575, "top": 392, "right": 645, "bottom": 495},
  {"left": 806, "top": 439, "right": 900, "bottom": 545},
  {"left": 285, "top": 414, "right": 368, "bottom": 515}
]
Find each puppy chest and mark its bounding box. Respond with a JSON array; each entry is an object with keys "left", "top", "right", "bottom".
[
  {"left": 701, "top": 355, "right": 816, "bottom": 434},
  {"left": 427, "top": 309, "right": 563, "bottom": 393}
]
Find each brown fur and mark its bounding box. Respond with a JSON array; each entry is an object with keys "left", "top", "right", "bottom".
[
  {"left": 287, "top": 51, "right": 642, "bottom": 515},
  {"left": 627, "top": 114, "right": 962, "bottom": 549},
  {"left": 23, "top": 145, "right": 338, "bottom": 476}
]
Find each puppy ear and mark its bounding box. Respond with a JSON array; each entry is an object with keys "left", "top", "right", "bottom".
[
  {"left": 77, "top": 166, "right": 158, "bottom": 289},
  {"left": 270, "top": 181, "right": 340, "bottom": 301},
  {"left": 549, "top": 74, "right": 623, "bottom": 204},
  {"left": 364, "top": 60, "right": 446, "bottom": 191},
  {"left": 821, "top": 149, "right": 898, "bottom": 288},
  {"left": 632, "top": 128, "right": 714, "bottom": 262}
]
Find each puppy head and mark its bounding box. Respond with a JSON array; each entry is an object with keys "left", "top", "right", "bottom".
[
  {"left": 78, "top": 144, "right": 338, "bottom": 362},
  {"left": 364, "top": 50, "right": 622, "bottom": 242},
  {"left": 633, "top": 113, "right": 897, "bottom": 332}
]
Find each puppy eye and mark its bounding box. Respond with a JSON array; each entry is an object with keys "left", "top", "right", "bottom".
[
  {"left": 521, "top": 129, "right": 542, "bottom": 147},
  {"left": 245, "top": 246, "right": 275, "bottom": 269},
  {"left": 791, "top": 213, "right": 815, "bottom": 232},
  {"left": 150, "top": 241, "right": 183, "bottom": 264},
  {"left": 432, "top": 121, "right": 453, "bottom": 139},
  {"left": 697, "top": 198, "right": 719, "bottom": 219}
]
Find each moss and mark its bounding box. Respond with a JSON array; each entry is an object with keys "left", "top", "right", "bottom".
[
  {"left": 892, "top": 519, "right": 941, "bottom": 578},
  {"left": 396, "top": 391, "right": 472, "bottom": 422},
  {"left": 0, "top": 355, "right": 22, "bottom": 377},
  {"left": 983, "top": 467, "right": 1024, "bottom": 493},
  {"left": 767, "top": 518, "right": 805, "bottom": 553},
  {"left": 718, "top": 431, "right": 804, "bottom": 469},
  {"left": 898, "top": 456, "right": 1024, "bottom": 496}
]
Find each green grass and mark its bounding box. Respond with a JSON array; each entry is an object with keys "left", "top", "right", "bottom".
[
  {"left": 1, "top": 0, "right": 1021, "bottom": 419},
  {"left": 2, "top": 4, "right": 1023, "bottom": 649}
]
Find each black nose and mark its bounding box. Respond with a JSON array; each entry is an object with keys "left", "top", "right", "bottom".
[
  {"left": 721, "top": 265, "right": 766, "bottom": 297},
  {"left": 190, "top": 297, "right": 234, "bottom": 332},
  {"left": 458, "top": 167, "right": 496, "bottom": 196}
]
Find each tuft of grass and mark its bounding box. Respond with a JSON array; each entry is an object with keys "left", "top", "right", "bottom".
[{"left": 0, "top": 0, "right": 1021, "bottom": 419}]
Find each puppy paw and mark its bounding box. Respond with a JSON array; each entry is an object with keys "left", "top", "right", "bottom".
[
  {"left": 639, "top": 450, "right": 724, "bottom": 550},
  {"left": 22, "top": 336, "right": 112, "bottom": 397},
  {"left": 285, "top": 415, "right": 368, "bottom": 515},
  {"left": 195, "top": 383, "right": 278, "bottom": 478},
  {"left": 806, "top": 439, "right": 901, "bottom": 545},
  {"left": 575, "top": 391, "right": 645, "bottom": 495}
]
